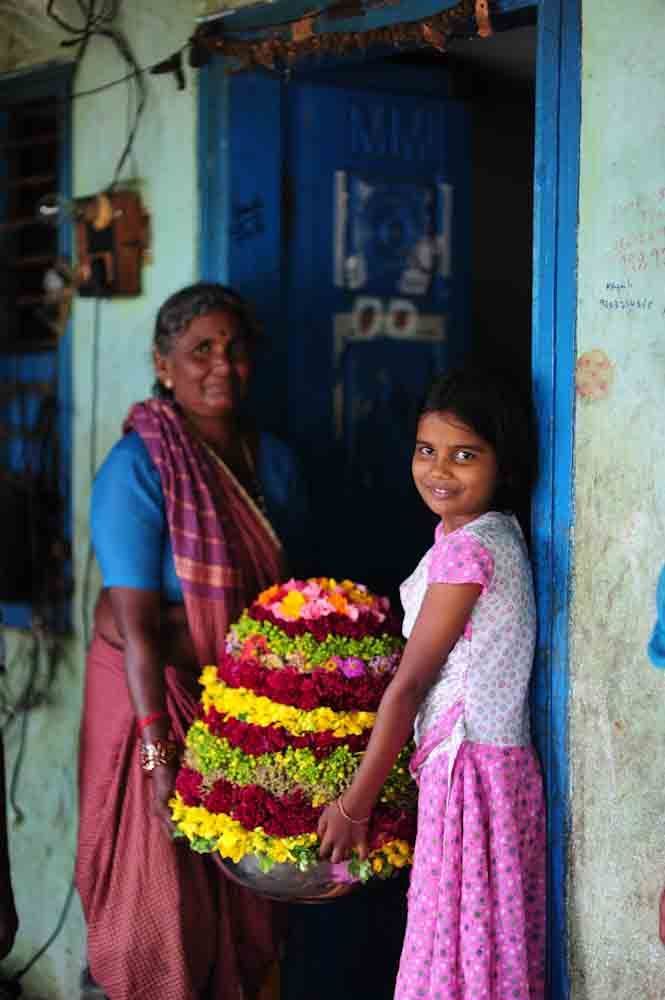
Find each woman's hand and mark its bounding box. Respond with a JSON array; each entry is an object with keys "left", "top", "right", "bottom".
[
  {"left": 150, "top": 763, "right": 178, "bottom": 837},
  {"left": 317, "top": 800, "right": 368, "bottom": 865},
  {"left": 107, "top": 587, "right": 182, "bottom": 841}
]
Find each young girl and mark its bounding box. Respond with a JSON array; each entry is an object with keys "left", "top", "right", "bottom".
[{"left": 318, "top": 368, "right": 546, "bottom": 1000}]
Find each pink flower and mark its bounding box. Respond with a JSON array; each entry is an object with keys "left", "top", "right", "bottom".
[
  {"left": 301, "top": 598, "right": 331, "bottom": 620},
  {"left": 340, "top": 657, "right": 366, "bottom": 678}
]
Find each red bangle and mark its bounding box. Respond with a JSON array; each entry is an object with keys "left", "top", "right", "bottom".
[{"left": 136, "top": 710, "right": 169, "bottom": 734}]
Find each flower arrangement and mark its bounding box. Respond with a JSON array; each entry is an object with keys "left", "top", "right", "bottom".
[{"left": 170, "top": 578, "right": 417, "bottom": 886}]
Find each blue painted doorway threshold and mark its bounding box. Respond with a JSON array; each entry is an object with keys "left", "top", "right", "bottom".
[{"left": 199, "top": 2, "right": 580, "bottom": 995}]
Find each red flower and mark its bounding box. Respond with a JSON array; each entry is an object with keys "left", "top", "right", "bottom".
[
  {"left": 368, "top": 806, "right": 417, "bottom": 849},
  {"left": 198, "top": 774, "right": 416, "bottom": 847},
  {"left": 233, "top": 784, "right": 267, "bottom": 830},
  {"left": 215, "top": 652, "right": 391, "bottom": 713},
  {"left": 175, "top": 766, "right": 204, "bottom": 806},
  {"left": 203, "top": 708, "right": 370, "bottom": 758},
  {"left": 204, "top": 780, "right": 234, "bottom": 815},
  {"left": 264, "top": 669, "right": 301, "bottom": 704},
  {"left": 202, "top": 779, "right": 323, "bottom": 836}
]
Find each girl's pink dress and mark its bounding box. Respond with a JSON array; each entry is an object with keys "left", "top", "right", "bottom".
[{"left": 394, "top": 511, "right": 546, "bottom": 1000}]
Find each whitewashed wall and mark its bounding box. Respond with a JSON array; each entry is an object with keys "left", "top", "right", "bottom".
[
  {"left": 571, "top": 1, "right": 665, "bottom": 996},
  {"left": 0, "top": 2, "right": 199, "bottom": 996}
]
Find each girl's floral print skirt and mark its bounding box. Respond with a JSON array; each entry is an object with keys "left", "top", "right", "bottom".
[{"left": 395, "top": 743, "right": 545, "bottom": 1000}]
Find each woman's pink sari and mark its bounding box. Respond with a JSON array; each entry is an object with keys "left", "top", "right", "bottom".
[
  {"left": 76, "top": 401, "right": 286, "bottom": 1000},
  {"left": 126, "top": 399, "right": 284, "bottom": 665}
]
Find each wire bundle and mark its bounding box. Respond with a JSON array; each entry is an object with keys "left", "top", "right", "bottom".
[{"left": 46, "top": 0, "right": 146, "bottom": 187}]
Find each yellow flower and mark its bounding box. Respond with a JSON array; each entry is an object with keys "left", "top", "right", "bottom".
[
  {"left": 270, "top": 840, "right": 291, "bottom": 864},
  {"left": 201, "top": 676, "right": 376, "bottom": 737},
  {"left": 372, "top": 857, "right": 384, "bottom": 873},
  {"left": 380, "top": 839, "right": 413, "bottom": 868},
  {"left": 172, "top": 797, "right": 321, "bottom": 867},
  {"left": 279, "top": 590, "right": 306, "bottom": 619},
  {"left": 313, "top": 707, "right": 336, "bottom": 729},
  {"left": 218, "top": 826, "right": 248, "bottom": 863}
]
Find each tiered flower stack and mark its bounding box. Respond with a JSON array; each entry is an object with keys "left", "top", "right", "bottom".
[{"left": 171, "top": 578, "right": 417, "bottom": 885}]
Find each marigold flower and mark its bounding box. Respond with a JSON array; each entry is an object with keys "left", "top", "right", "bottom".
[
  {"left": 278, "top": 590, "right": 306, "bottom": 620},
  {"left": 258, "top": 584, "right": 280, "bottom": 606}
]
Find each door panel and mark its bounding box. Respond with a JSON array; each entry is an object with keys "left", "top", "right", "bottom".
[{"left": 285, "top": 81, "right": 470, "bottom": 594}]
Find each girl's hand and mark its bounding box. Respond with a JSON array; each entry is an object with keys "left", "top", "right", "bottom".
[
  {"left": 150, "top": 763, "right": 178, "bottom": 837},
  {"left": 317, "top": 800, "right": 369, "bottom": 865}
]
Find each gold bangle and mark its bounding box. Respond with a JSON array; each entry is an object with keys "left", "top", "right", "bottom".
[
  {"left": 336, "top": 796, "right": 371, "bottom": 825},
  {"left": 139, "top": 738, "right": 178, "bottom": 772}
]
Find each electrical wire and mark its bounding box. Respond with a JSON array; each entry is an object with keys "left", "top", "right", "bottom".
[
  {"left": 46, "top": 0, "right": 148, "bottom": 187},
  {"left": 65, "top": 66, "right": 146, "bottom": 100},
  {"left": 11, "top": 878, "right": 76, "bottom": 982},
  {"left": 6, "top": 637, "right": 38, "bottom": 827},
  {"left": 126, "top": 58, "right": 141, "bottom": 179},
  {"left": 7, "top": 288, "right": 108, "bottom": 996},
  {"left": 18, "top": 40, "right": 191, "bottom": 106},
  {"left": 81, "top": 297, "right": 102, "bottom": 648},
  {"left": 93, "top": 26, "right": 147, "bottom": 187},
  {"left": 0, "top": 629, "right": 75, "bottom": 990}
]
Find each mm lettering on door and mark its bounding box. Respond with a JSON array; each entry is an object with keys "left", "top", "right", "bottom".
[{"left": 350, "top": 101, "right": 437, "bottom": 160}]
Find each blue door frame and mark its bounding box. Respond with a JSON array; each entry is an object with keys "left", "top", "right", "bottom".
[
  {"left": 199, "top": 2, "right": 580, "bottom": 995},
  {"left": 529, "top": 3, "right": 579, "bottom": 997}
]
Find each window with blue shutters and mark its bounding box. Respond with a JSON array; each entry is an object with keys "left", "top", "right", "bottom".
[{"left": 0, "top": 64, "right": 73, "bottom": 631}]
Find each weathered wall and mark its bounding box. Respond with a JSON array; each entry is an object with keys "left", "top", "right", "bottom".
[
  {"left": 0, "top": 1, "right": 69, "bottom": 72},
  {"left": 571, "top": 0, "right": 665, "bottom": 995},
  {"left": 0, "top": 2, "right": 199, "bottom": 996}
]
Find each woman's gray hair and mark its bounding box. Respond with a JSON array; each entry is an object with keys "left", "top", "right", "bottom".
[{"left": 152, "top": 282, "right": 262, "bottom": 398}]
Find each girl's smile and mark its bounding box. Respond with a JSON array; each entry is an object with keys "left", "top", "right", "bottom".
[{"left": 412, "top": 411, "right": 499, "bottom": 533}]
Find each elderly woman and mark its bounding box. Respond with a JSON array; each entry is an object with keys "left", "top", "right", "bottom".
[{"left": 75, "top": 283, "right": 308, "bottom": 1000}]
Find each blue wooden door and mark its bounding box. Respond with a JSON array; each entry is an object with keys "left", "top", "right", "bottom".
[{"left": 284, "top": 79, "right": 470, "bottom": 593}]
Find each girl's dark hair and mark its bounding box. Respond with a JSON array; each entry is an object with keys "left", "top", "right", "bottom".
[
  {"left": 420, "top": 366, "right": 537, "bottom": 514},
  {"left": 152, "top": 282, "right": 262, "bottom": 398}
]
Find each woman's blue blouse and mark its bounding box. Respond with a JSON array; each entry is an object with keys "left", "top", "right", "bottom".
[{"left": 91, "top": 430, "right": 309, "bottom": 603}]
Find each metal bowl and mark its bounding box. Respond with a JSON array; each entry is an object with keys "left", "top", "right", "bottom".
[{"left": 214, "top": 853, "right": 358, "bottom": 903}]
